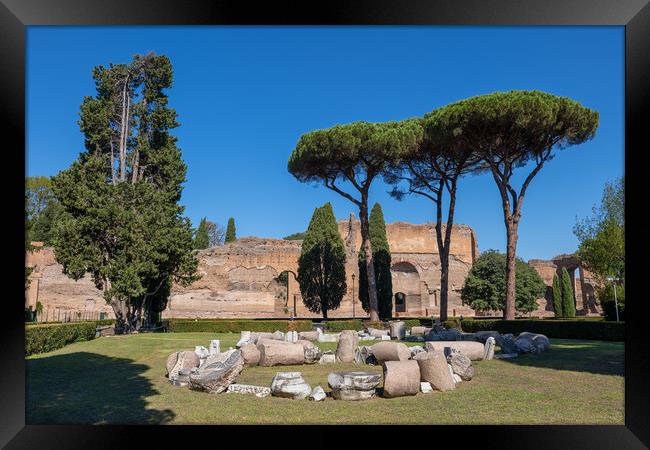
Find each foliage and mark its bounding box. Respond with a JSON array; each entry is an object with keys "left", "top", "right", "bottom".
[
  {"left": 358, "top": 203, "right": 393, "bottom": 319},
  {"left": 193, "top": 217, "right": 210, "bottom": 249},
  {"left": 205, "top": 220, "right": 225, "bottom": 247},
  {"left": 35, "top": 301, "right": 44, "bottom": 314},
  {"left": 50, "top": 53, "right": 199, "bottom": 334},
  {"left": 430, "top": 90, "right": 599, "bottom": 319},
  {"left": 288, "top": 120, "right": 421, "bottom": 322},
  {"left": 552, "top": 274, "right": 563, "bottom": 317},
  {"left": 598, "top": 283, "right": 625, "bottom": 321},
  {"left": 166, "top": 319, "right": 312, "bottom": 333},
  {"left": 461, "top": 250, "right": 546, "bottom": 315},
  {"left": 459, "top": 318, "right": 624, "bottom": 341},
  {"left": 560, "top": 268, "right": 576, "bottom": 317},
  {"left": 324, "top": 319, "right": 364, "bottom": 331},
  {"left": 26, "top": 176, "right": 62, "bottom": 245},
  {"left": 297, "top": 203, "right": 347, "bottom": 318},
  {"left": 25, "top": 322, "right": 97, "bottom": 356},
  {"left": 225, "top": 217, "right": 236, "bottom": 243},
  {"left": 283, "top": 232, "right": 306, "bottom": 240}
]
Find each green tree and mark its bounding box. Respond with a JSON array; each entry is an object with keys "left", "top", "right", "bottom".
[
  {"left": 434, "top": 91, "right": 599, "bottom": 319},
  {"left": 193, "top": 217, "right": 210, "bottom": 249},
  {"left": 288, "top": 120, "right": 420, "bottom": 321},
  {"left": 26, "top": 176, "right": 62, "bottom": 244},
  {"left": 225, "top": 217, "right": 236, "bottom": 243},
  {"left": 297, "top": 203, "right": 347, "bottom": 319},
  {"left": 552, "top": 274, "right": 563, "bottom": 317},
  {"left": 283, "top": 232, "right": 306, "bottom": 240},
  {"left": 386, "top": 116, "right": 483, "bottom": 322},
  {"left": 574, "top": 177, "right": 624, "bottom": 284},
  {"left": 461, "top": 250, "right": 546, "bottom": 315},
  {"left": 561, "top": 268, "right": 576, "bottom": 317},
  {"left": 358, "top": 203, "right": 393, "bottom": 319},
  {"left": 51, "top": 53, "right": 199, "bottom": 334}
]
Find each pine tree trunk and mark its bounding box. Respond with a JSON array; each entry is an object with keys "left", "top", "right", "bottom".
[
  {"left": 504, "top": 220, "right": 519, "bottom": 320},
  {"left": 439, "top": 253, "right": 449, "bottom": 322},
  {"left": 359, "top": 203, "right": 379, "bottom": 322}
]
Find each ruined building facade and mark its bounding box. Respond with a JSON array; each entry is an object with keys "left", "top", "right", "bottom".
[{"left": 25, "top": 216, "right": 602, "bottom": 320}]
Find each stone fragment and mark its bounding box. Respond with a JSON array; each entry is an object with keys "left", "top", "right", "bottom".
[
  {"left": 318, "top": 352, "right": 336, "bottom": 364},
  {"left": 188, "top": 349, "right": 245, "bottom": 394},
  {"left": 382, "top": 361, "right": 421, "bottom": 398},
  {"left": 298, "top": 330, "right": 320, "bottom": 342},
  {"left": 495, "top": 334, "right": 518, "bottom": 354},
  {"left": 404, "top": 335, "right": 425, "bottom": 342},
  {"left": 210, "top": 339, "right": 221, "bottom": 355},
  {"left": 483, "top": 337, "right": 496, "bottom": 360},
  {"left": 309, "top": 385, "right": 327, "bottom": 401},
  {"left": 416, "top": 350, "right": 455, "bottom": 392},
  {"left": 515, "top": 332, "right": 550, "bottom": 353},
  {"left": 371, "top": 341, "right": 413, "bottom": 364},
  {"left": 240, "top": 343, "right": 261, "bottom": 366},
  {"left": 272, "top": 330, "right": 285, "bottom": 341},
  {"left": 303, "top": 345, "right": 323, "bottom": 364},
  {"left": 459, "top": 333, "right": 480, "bottom": 342},
  {"left": 270, "top": 372, "right": 311, "bottom": 399},
  {"left": 354, "top": 346, "right": 375, "bottom": 365},
  {"left": 236, "top": 332, "right": 251, "bottom": 348},
  {"left": 424, "top": 341, "right": 485, "bottom": 360},
  {"left": 167, "top": 350, "right": 200, "bottom": 380},
  {"left": 411, "top": 326, "right": 427, "bottom": 335},
  {"left": 453, "top": 373, "right": 462, "bottom": 384},
  {"left": 389, "top": 321, "right": 406, "bottom": 340},
  {"left": 195, "top": 345, "right": 210, "bottom": 359},
  {"left": 284, "top": 330, "right": 298, "bottom": 343},
  {"left": 475, "top": 331, "right": 500, "bottom": 343},
  {"left": 367, "top": 327, "right": 389, "bottom": 338},
  {"left": 420, "top": 382, "right": 433, "bottom": 393},
  {"left": 447, "top": 353, "right": 474, "bottom": 381},
  {"left": 227, "top": 384, "right": 271, "bottom": 397},
  {"left": 258, "top": 340, "right": 305, "bottom": 366},
  {"left": 328, "top": 371, "right": 381, "bottom": 401},
  {"left": 318, "top": 333, "right": 340, "bottom": 342},
  {"left": 381, "top": 335, "right": 391, "bottom": 341},
  {"left": 335, "top": 330, "right": 359, "bottom": 363},
  {"left": 409, "top": 345, "right": 426, "bottom": 358}
]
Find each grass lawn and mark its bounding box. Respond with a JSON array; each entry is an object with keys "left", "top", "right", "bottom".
[{"left": 26, "top": 333, "right": 624, "bottom": 425}]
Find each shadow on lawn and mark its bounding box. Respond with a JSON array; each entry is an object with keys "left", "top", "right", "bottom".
[
  {"left": 26, "top": 352, "right": 175, "bottom": 425},
  {"left": 497, "top": 341, "right": 624, "bottom": 376}
]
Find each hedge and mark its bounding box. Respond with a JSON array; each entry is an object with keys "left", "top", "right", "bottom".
[
  {"left": 166, "top": 319, "right": 313, "bottom": 333},
  {"left": 324, "top": 320, "right": 363, "bottom": 332},
  {"left": 26, "top": 322, "right": 97, "bottom": 356},
  {"left": 459, "top": 319, "right": 624, "bottom": 341}
]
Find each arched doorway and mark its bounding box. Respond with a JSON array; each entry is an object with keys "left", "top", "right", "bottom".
[
  {"left": 273, "top": 270, "right": 298, "bottom": 318},
  {"left": 394, "top": 292, "right": 406, "bottom": 313},
  {"left": 391, "top": 261, "right": 421, "bottom": 316}
]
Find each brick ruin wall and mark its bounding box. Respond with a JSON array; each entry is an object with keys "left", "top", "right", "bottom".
[{"left": 25, "top": 217, "right": 602, "bottom": 319}]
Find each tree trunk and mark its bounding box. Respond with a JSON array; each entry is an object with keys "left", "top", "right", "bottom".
[
  {"left": 359, "top": 204, "right": 379, "bottom": 322},
  {"left": 504, "top": 220, "right": 519, "bottom": 320},
  {"left": 110, "top": 297, "right": 142, "bottom": 334},
  {"left": 439, "top": 183, "right": 457, "bottom": 323}
]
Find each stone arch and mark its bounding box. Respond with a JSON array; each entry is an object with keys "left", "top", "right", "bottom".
[{"left": 390, "top": 261, "right": 422, "bottom": 316}]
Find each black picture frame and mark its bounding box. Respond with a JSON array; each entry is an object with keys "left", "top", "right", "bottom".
[{"left": 2, "top": 1, "right": 648, "bottom": 447}]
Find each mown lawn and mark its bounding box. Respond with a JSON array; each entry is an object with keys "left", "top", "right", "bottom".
[{"left": 26, "top": 333, "right": 624, "bottom": 425}]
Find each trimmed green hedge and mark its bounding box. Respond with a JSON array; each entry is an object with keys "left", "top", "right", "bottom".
[
  {"left": 324, "top": 320, "right": 363, "bottom": 331},
  {"left": 459, "top": 319, "right": 624, "bottom": 341},
  {"left": 26, "top": 322, "right": 97, "bottom": 356},
  {"left": 166, "top": 319, "right": 313, "bottom": 333}
]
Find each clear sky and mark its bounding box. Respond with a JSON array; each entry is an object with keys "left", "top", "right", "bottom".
[{"left": 26, "top": 26, "right": 624, "bottom": 261}]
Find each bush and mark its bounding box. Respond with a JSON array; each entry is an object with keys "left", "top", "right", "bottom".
[
  {"left": 598, "top": 284, "right": 625, "bottom": 321},
  {"left": 459, "top": 319, "right": 624, "bottom": 341},
  {"left": 443, "top": 318, "right": 462, "bottom": 329},
  {"left": 26, "top": 322, "right": 97, "bottom": 356},
  {"left": 166, "top": 319, "right": 313, "bottom": 333},
  {"left": 324, "top": 320, "right": 363, "bottom": 332},
  {"left": 362, "top": 320, "right": 389, "bottom": 330}
]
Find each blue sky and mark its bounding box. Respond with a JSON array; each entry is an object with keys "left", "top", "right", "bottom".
[{"left": 26, "top": 26, "right": 624, "bottom": 261}]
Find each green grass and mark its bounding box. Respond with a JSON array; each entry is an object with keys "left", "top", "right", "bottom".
[{"left": 26, "top": 333, "right": 624, "bottom": 425}]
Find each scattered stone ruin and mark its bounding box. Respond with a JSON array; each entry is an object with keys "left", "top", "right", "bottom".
[{"left": 25, "top": 215, "right": 602, "bottom": 319}]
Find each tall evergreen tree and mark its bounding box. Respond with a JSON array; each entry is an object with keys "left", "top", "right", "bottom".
[
  {"left": 194, "top": 217, "right": 210, "bottom": 249},
  {"left": 561, "top": 268, "right": 576, "bottom": 317},
  {"left": 51, "top": 53, "right": 199, "bottom": 333},
  {"left": 358, "top": 203, "right": 393, "bottom": 319},
  {"left": 297, "top": 203, "right": 347, "bottom": 319},
  {"left": 225, "top": 217, "right": 236, "bottom": 243},
  {"left": 552, "top": 273, "right": 563, "bottom": 317}
]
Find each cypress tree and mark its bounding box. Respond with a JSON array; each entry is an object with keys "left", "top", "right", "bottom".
[
  {"left": 297, "top": 203, "right": 347, "bottom": 319},
  {"left": 561, "top": 268, "right": 576, "bottom": 317},
  {"left": 552, "top": 273, "right": 563, "bottom": 317},
  {"left": 193, "top": 217, "right": 210, "bottom": 249},
  {"left": 225, "top": 217, "right": 236, "bottom": 243},
  {"left": 358, "top": 203, "right": 393, "bottom": 319}
]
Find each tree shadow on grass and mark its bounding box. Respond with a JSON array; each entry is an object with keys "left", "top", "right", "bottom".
[
  {"left": 496, "top": 340, "right": 624, "bottom": 376},
  {"left": 26, "top": 352, "right": 175, "bottom": 425}
]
